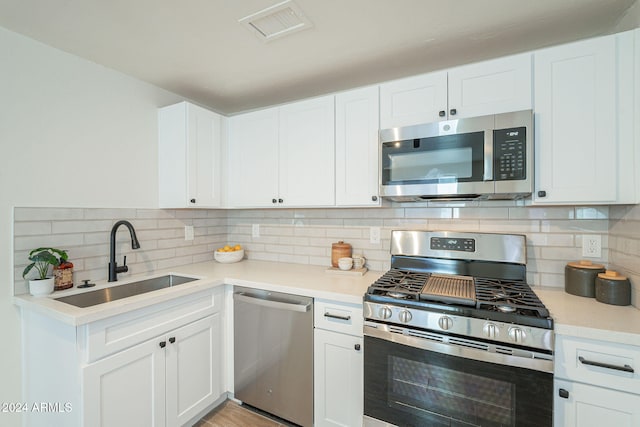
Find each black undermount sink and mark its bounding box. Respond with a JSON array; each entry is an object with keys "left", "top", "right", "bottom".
[{"left": 55, "top": 274, "right": 197, "bottom": 308}]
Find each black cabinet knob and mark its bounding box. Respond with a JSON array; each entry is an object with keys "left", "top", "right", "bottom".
[
  {"left": 558, "top": 388, "right": 569, "bottom": 399},
  {"left": 371, "top": 195, "right": 378, "bottom": 202},
  {"left": 438, "top": 110, "right": 446, "bottom": 117},
  {"left": 159, "top": 341, "right": 166, "bottom": 348},
  {"left": 272, "top": 198, "right": 277, "bottom": 204},
  {"left": 278, "top": 198, "right": 283, "bottom": 203},
  {"left": 537, "top": 190, "right": 547, "bottom": 198},
  {"left": 450, "top": 108, "right": 457, "bottom": 116},
  {"left": 354, "top": 344, "right": 361, "bottom": 351},
  {"left": 190, "top": 198, "right": 196, "bottom": 204},
  {"left": 169, "top": 337, "right": 176, "bottom": 344}
]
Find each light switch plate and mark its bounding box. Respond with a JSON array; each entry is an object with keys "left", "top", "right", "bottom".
[
  {"left": 184, "top": 225, "right": 194, "bottom": 241},
  {"left": 252, "top": 224, "right": 260, "bottom": 238},
  {"left": 370, "top": 227, "right": 381, "bottom": 244}
]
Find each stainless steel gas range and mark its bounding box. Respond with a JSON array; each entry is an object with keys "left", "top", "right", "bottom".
[{"left": 363, "top": 230, "right": 554, "bottom": 427}]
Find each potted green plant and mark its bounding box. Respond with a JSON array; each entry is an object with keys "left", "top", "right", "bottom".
[{"left": 22, "top": 247, "right": 68, "bottom": 296}]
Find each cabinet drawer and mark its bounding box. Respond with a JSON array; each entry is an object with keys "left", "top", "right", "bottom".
[
  {"left": 314, "top": 299, "right": 363, "bottom": 337},
  {"left": 82, "top": 287, "right": 223, "bottom": 363},
  {"left": 555, "top": 335, "right": 640, "bottom": 395}
]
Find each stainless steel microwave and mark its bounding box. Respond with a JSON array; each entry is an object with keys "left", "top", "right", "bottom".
[{"left": 379, "top": 110, "right": 533, "bottom": 201}]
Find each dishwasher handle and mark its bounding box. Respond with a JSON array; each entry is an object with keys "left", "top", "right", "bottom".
[{"left": 234, "top": 292, "right": 311, "bottom": 313}]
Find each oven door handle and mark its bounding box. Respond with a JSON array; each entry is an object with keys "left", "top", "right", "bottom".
[{"left": 578, "top": 356, "right": 635, "bottom": 373}]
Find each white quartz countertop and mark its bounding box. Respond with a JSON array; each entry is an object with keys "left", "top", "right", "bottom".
[
  {"left": 14, "top": 259, "right": 378, "bottom": 326},
  {"left": 534, "top": 287, "right": 640, "bottom": 347},
  {"left": 14, "top": 259, "right": 640, "bottom": 347}
]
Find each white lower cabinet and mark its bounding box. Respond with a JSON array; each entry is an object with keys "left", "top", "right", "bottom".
[
  {"left": 22, "top": 287, "right": 226, "bottom": 427},
  {"left": 554, "top": 379, "right": 640, "bottom": 427},
  {"left": 313, "top": 299, "right": 363, "bottom": 427},
  {"left": 554, "top": 335, "right": 640, "bottom": 427},
  {"left": 83, "top": 315, "right": 222, "bottom": 427}
]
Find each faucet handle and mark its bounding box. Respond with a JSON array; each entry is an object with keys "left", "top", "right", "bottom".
[{"left": 123, "top": 255, "right": 127, "bottom": 267}]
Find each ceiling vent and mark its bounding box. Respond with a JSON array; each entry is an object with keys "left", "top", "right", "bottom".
[{"left": 239, "top": 0, "right": 313, "bottom": 42}]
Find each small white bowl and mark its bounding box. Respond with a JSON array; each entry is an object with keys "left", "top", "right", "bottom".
[{"left": 214, "top": 249, "right": 244, "bottom": 263}]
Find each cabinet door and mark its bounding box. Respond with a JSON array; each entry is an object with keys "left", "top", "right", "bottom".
[
  {"left": 335, "top": 86, "right": 380, "bottom": 206},
  {"left": 314, "top": 329, "right": 363, "bottom": 427},
  {"left": 279, "top": 95, "right": 335, "bottom": 206},
  {"left": 554, "top": 379, "right": 640, "bottom": 427},
  {"left": 447, "top": 53, "right": 532, "bottom": 119},
  {"left": 533, "top": 36, "right": 617, "bottom": 204},
  {"left": 379, "top": 71, "right": 447, "bottom": 128},
  {"left": 227, "top": 107, "right": 279, "bottom": 207},
  {"left": 158, "top": 102, "right": 222, "bottom": 208},
  {"left": 166, "top": 314, "right": 223, "bottom": 426},
  {"left": 187, "top": 103, "right": 223, "bottom": 207},
  {"left": 83, "top": 338, "right": 166, "bottom": 427}
]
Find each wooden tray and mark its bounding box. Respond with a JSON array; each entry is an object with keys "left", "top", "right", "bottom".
[{"left": 325, "top": 267, "right": 368, "bottom": 276}]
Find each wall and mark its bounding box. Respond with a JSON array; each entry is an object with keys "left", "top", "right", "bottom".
[
  {"left": 609, "top": 204, "right": 640, "bottom": 306},
  {"left": 0, "top": 26, "right": 182, "bottom": 422}
]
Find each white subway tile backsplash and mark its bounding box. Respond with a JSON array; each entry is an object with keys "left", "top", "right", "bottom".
[{"left": 13, "top": 204, "right": 639, "bottom": 306}]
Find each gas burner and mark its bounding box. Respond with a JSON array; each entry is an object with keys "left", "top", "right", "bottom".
[
  {"left": 496, "top": 305, "right": 516, "bottom": 313},
  {"left": 386, "top": 291, "right": 411, "bottom": 299}
]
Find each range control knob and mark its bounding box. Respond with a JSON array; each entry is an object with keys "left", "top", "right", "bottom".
[
  {"left": 483, "top": 323, "right": 499, "bottom": 339},
  {"left": 508, "top": 327, "right": 526, "bottom": 343},
  {"left": 398, "top": 310, "right": 412, "bottom": 323},
  {"left": 438, "top": 316, "right": 453, "bottom": 330},
  {"left": 379, "top": 306, "right": 392, "bottom": 319}
]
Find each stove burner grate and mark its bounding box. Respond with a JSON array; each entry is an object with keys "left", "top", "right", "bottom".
[
  {"left": 475, "top": 278, "right": 549, "bottom": 318},
  {"left": 366, "top": 268, "right": 429, "bottom": 299}
]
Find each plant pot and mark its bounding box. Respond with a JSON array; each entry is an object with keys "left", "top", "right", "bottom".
[{"left": 29, "top": 277, "right": 54, "bottom": 297}]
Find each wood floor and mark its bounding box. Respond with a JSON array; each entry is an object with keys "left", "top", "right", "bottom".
[{"left": 194, "top": 400, "right": 292, "bottom": 427}]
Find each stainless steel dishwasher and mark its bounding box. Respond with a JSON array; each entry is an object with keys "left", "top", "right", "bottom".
[{"left": 233, "top": 286, "right": 313, "bottom": 427}]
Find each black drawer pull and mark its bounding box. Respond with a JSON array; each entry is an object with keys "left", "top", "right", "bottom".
[
  {"left": 159, "top": 341, "right": 166, "bottom": 348},
  {"left": 558, "top": 388, "right": 569, "bottom": 399},
  {"left": 324, "top": 313, "right": 351, "bottom": 321},
  {"left": 578, "top": 356, "right": 634, "bottom": 373}
]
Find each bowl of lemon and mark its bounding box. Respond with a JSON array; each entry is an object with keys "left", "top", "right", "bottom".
[{"left": 214, "top": 244, "right": 244, "bottom": 263}]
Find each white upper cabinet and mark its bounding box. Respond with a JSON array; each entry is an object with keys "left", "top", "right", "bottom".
[
  {"left": 379, "top": 53, "right": 532, "bottom": 128},
  {"left": 228, "top": 95, "right": 335, "bottom": 207},
  {"left": 533, "top": 30, "right": 637, "bottom": 205},
  {"left": 158, "top": 102, "right": 224, "bottom": 208},
  {"left": 335, "top": 86, "right": 380, "bottom": 206},
  {"left": 279, "top": 95, "right": 335, "bottom": 206},
  {"left": 227, "top": 107, "right": 280, "bottom": 207},
  {"left": 379, "top": 71, "right": 447, "bottom": 128}
]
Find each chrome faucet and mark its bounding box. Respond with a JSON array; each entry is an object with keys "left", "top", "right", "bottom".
[{"left": 108, "top": 220, "right": 141, "bottom": 282}]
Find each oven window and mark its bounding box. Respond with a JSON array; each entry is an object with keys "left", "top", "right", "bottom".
[
  {"left": 389, "top": 356, "right": 514, "bottom": 426},
  {"left": 364, "top": 335, "right": 552, "bottom": 427}
]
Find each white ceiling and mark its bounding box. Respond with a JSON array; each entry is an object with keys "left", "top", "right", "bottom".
[{"left": 0, "top": 0, "right": 637, "bottom": 114}]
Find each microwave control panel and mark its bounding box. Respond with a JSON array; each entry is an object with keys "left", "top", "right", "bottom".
[{"left": 494, "top": 127, "right": 526, "bottom": 181}]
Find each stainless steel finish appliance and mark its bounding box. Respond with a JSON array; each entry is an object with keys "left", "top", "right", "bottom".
[
  {"left": 364, "top": 230, "right": 553, "bottom": 427},
  {"left": 379, "top": 110, "right": 533, "bottom": 201},
  {"left": 233, "top": 286, "right": 313, "bottom": 427}
]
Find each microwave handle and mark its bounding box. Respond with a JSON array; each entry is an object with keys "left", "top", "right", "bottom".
[{"left": 484, "top": 129, "right": 493, "bottom": 181}]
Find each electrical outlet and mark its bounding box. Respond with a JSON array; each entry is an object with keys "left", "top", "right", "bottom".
[
  {"left": 252, "top": 224, "right": 260, "bottom": 238},
  {"left": 582, "top": 234, "right": 602, "bottom": 258},
  {"left": 370, "top": 227, "right": 381, "bottom": 244},
  {"left": 184, "top": 225, "right": 194, "bottom": 241}
]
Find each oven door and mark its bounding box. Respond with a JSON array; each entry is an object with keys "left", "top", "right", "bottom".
[
  {"left": 364, "top": 326, "right": 553, "bottom": 427},
  {"left": 379, "top": 115, "right": 495, "bottom": 200}
]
